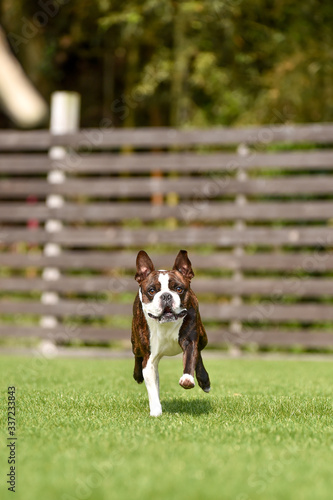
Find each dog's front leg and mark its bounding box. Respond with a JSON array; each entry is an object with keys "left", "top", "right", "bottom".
[
  {"left": 179, "top": 339, "right": 198, "bottom": 389},
  {"left": 142, "top": 355, "right": 162, "bottom": 417}
]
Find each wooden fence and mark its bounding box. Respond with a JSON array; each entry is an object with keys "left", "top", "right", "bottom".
[{"left": 1, "top": 123, "right": 333, "bottom": 349}]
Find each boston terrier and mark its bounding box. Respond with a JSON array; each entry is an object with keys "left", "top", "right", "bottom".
[{"left": 131, "top": 249, "right": 211, "bottom": 416}]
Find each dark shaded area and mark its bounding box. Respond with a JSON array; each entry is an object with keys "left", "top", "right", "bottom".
[{"left": 163, "top": 397, "right": 212, "bottom": 415}]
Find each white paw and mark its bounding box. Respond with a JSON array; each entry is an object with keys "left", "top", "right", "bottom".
[
  {"left": 179, "top": 374, "right": 195, "bottom": 389},
  {"left": 150, "top": 406, "right": 162, "bottom": 417}
]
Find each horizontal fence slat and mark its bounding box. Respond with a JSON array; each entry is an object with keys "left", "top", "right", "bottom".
[
  {"left": 0, "top": 155, "right": 51, "bottom": 173},
  {"left": 0, "top": 277, "right": 132, "bottom": 293},
  {"left": 1, "top": 227, "right": 332, "bottom": 247},
  {"left": 1, "top": 124, "right": 333, "bottom": 152},
  {"left": 1, "top": 300, "right": 333, "bottom": 321},
  {"left": 0, "top": 131, "right": 50, "bottom": 151},
  {"left": 1, "top": 201, "right": 333, "bottom": 222},
  {"left": 0, "top": 300, "right": 128, "bottom": 316},
  {"left": 0, "top": 251, "right": 332, "bottom": 272},
  {"left": 0, "top": 325, "right": 332, "bottom": 347},
  {"left": 2, "top": 276, "right": 333, "bottom": 297},
  {"left": 53, "top": 150, "right": 333, "bottom": 173},
  {"left": 202, "top": 303, "right": 333, "bottom": 321},
  {"left": 214, "top": 329, "right": 333, "bottom": 347},
  {"left": 51, "top": 124, "right": 333, "bottom": 148},
  {"left": 2, "top": 176, "right": 333, "bottom": 197},
  {"left": 0, "top": 150, "right": 333, "bottom": 175},
  {"left": 0, "top": 325, "right": 129, "bottom": 342},
  {"left": 1, "top": 150, "right": 328, "bottom": 174},
  {"left": 197, "top": 278, "right": 333, "bottom": 297}
]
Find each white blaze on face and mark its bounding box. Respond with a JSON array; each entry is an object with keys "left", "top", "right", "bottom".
[
  {"left": 158, "top": 272, "right": 170, "bottom": 292},
  {"left": 157, "top": 272, "right": 181, "bottom": 311},
  {"left": 140, "top": 271, "right": 181, "bottom": 319}
]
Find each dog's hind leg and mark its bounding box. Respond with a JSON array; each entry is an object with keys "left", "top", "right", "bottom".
[
  {"left": 195, "top": 352, "right": 211, "bottom": 393},
  {"left": 133, "top": 356, "right": 144, "bottom": 384}
]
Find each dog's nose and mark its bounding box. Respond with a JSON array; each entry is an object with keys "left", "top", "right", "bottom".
[{"left": 160, "top": 293, "right": 173, "bottom": 305}]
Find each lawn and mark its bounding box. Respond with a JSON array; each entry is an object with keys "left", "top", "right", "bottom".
[{"left": 0, "top": 355, "right": 332, "bottom": 500}]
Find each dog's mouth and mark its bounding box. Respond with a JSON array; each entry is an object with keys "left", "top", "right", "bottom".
[{"left": 148, "top": 306, "right": 187, "bottom": 323}]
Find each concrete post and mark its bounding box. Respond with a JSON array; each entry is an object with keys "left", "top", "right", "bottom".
[{"left": 40, "top": 92, "right": 80, "bottom": 334}]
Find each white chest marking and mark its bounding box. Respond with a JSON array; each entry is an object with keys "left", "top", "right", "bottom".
[{"left": 146, "top": 315, "right": 183, "bottom": 360}]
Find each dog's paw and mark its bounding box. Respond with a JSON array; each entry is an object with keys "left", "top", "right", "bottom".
[
  {"left": 150, "top": 406, "right": 162, "bottom": 417},
  {"left": 203, "top": 386, "right": 211, "bottom": 393},
  {"left": 133, "top": 373, "right": 144, "bottom": 384},
  {"left": 179, "top": 374, "right": 195, "bottom": 389}
]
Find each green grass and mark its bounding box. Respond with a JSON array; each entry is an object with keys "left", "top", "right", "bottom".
[{"left": 0, "top": 355, "right": 333, "bottom": 500}]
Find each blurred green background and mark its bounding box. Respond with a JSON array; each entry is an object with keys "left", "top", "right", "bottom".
[{"left": 1, "top": 0, "right": 333, "bottom": 128}]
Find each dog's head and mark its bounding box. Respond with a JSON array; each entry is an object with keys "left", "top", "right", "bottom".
[{"left": 135, "top": 250, "right": 194, "bottom": 323}]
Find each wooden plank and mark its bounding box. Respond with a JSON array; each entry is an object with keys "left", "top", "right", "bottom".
[
  {"left": 1, "top": 201, "right": 333, "bottom": 222},
  {"left": 0, "top": 130, "right": 50, "bottom": 151},
  {"left": 0, "top": 277, "right": 134, "bottom": 294},
  {"left": 0, "top": 324, "right": 332, "bottom": 347},
  {"left": 52, "top": 150, "right": 333, "bottom": 173},
  {"left": 0, "top": 300, "right": 129, "bottom": 316},
  {"left": 1, "top": 227, "right": 333, "bottom": 247},
  {"left": 2, "top": 276, "right": 333, "bottom": 297},
  {"left": 195, "top": 278, "right": 333, "bottom": 297},
  {"left": 1, "top": 251, "right": 332, "bottom": 272},
  {"left": 201, "top": 303, "right": 333, "bottom": 322},
  {"left": 1, "top": 150, "right": 329, "bottom": 174},
  {"left": 217, "top": 252, "right": 333, "bottom": 272},
  {"left": 50, "top": 124, "right": 333, "bottom": 148},
  {"left": 2, "top": 176, "right": 333, "bottom": 197},
  {"left": 0, "top": 325, "right": 128, "bottom": 342},
  {"left": 211, "top": 329, "right": 333, "bottom": 347},
  {"left": 1, "top": 124, "right": 333, "bottom": 151},
  {"left": 1, "top": 300, "right": 333, "bottom": 321},
  {"left": 0, "top": 155, "right": 51, "bottom": 173}
]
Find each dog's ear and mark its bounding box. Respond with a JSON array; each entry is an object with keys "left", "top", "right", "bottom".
[
  {"left": 135, "top": 250, "right": 155, "bottom": 284},
  {"left": 173, "top": 250, "right": 194, "bottom": 281}
]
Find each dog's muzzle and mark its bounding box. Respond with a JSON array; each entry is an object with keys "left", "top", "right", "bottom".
[{"left": 148, "top": 307, "right": 187, "bottom": 323}]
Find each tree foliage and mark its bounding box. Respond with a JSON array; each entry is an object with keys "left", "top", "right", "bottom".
[{"left": 1, "top": 0, "right": 333, "bottom": 127}]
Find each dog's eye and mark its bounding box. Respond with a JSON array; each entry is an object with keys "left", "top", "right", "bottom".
[
  {"left": 147, "top": 288, "right": 156, "bottom": 296},
  {"left": 175, "top": 286, "right": 184, "bottom": 294}
]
